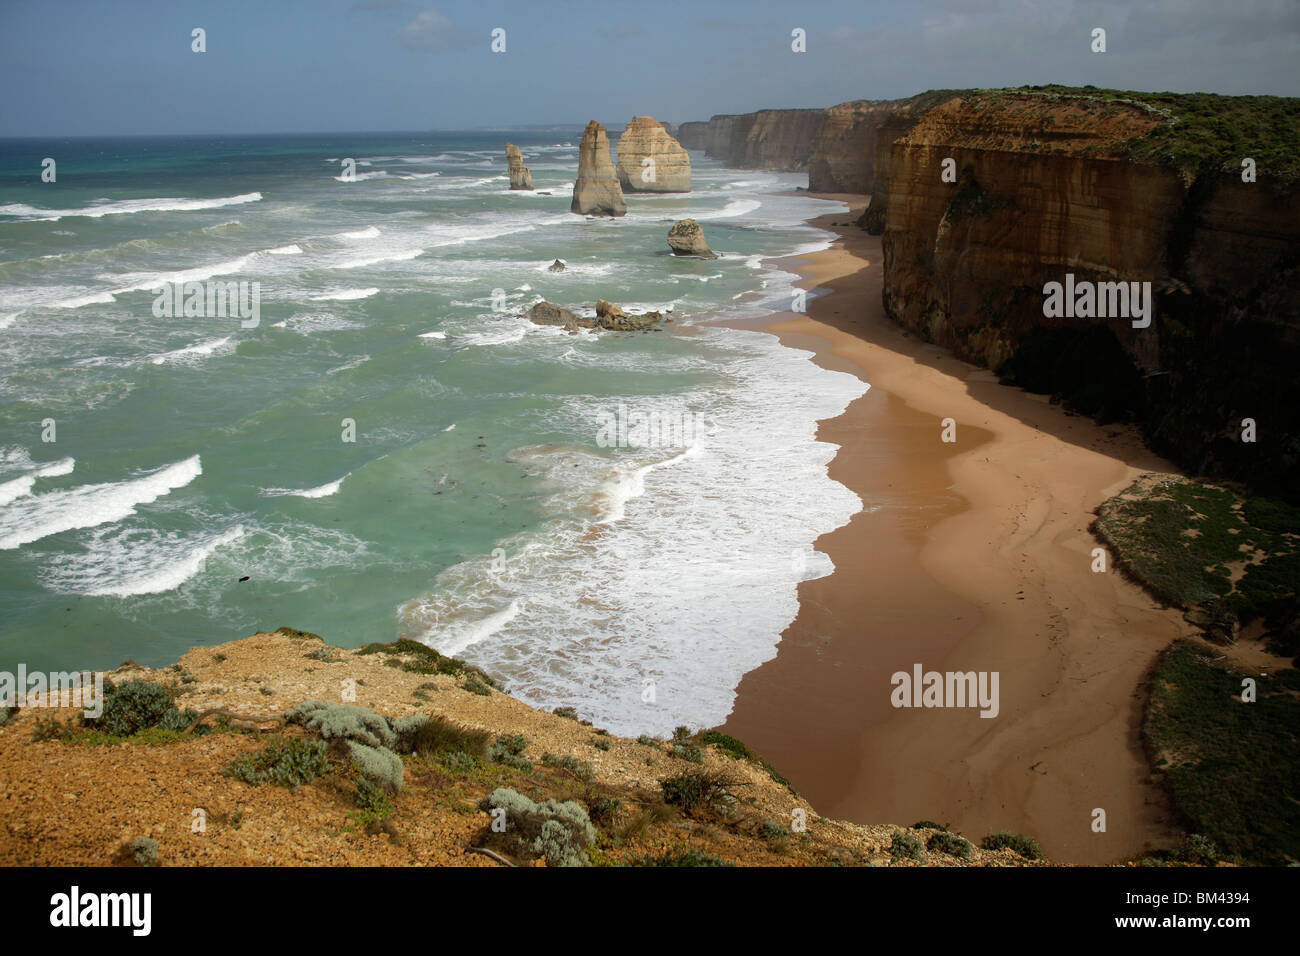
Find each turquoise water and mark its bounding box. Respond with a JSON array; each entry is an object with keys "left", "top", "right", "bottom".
[{"left": 0, "top": 131, "right": 865, "bottom": 734}]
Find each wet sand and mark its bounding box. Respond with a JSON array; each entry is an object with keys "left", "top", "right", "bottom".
[{"left": 717, "top": 198, "right": 1187, "bottom": 864}]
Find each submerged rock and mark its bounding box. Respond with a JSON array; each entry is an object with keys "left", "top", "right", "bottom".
[
  {"left": 525, "top": 299, "right": 663, "bottom": 333},
  {"left": 594, "top": 299, "right": 662, "bottom": 331},
  {"left": 528, "top": 301, "right": 581, "bottom": 328},
  {"left": 571, "top": 121, "right": 627, "bottom": 216},
  {"left": 547, "top": 259, "right": 566, "bottom": 273},
  {"left": 506, "top": 143, "right": 534, "bottom": 190},
  {"left": 667, "top": 219, "right": 717, "bottom": 258}
]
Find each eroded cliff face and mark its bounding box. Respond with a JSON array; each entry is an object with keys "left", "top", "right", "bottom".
[
  {"left": 672, "top": 110, "right": 824, "bottom": 170},
  {"left": 807, "top": 100, "right": 894, "bottom": 193},
  {"left": 877, "top": 93, "right": 1300, "bottom": 495}
]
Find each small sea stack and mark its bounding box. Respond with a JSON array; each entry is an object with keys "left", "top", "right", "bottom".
[
  {"left": 667, "top": 219, "right": 717, "bottom": 258},
  {"left": 506, "top": 143, "right": 534, "bottom": 190}
]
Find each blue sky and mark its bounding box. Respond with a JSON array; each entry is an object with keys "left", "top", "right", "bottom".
[{"left": 2, "top": 0, "right": 1297, "bottom": 136}]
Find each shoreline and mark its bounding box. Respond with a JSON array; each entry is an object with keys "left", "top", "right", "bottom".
[{"left": 715, "top": 197, "right": 1188, "bottom": 864}]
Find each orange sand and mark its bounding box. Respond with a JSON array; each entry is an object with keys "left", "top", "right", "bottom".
[{"left": 719, "top": 199, "right": 1187, "bottom": 864}]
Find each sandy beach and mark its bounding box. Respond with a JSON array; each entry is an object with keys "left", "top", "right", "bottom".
[{"left": 718, "top": 197, "right": 1189, "bottom": 864}]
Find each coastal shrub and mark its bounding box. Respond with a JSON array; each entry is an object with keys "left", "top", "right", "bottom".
[
  {"left": 128, "top": 837, "right": 159, "bottom": 866},
  {"left": 659, "top": 769, "right": 740, "bottom": 816},
  {"left": 586, "top": 796, "right": 623, "bottom": 826},
  {"left": 627, "top": 848, "right": 734, "bottom": 867},
  {"left": 223, "top": 738, "right": 329, "bottom": 789},
  {"left": 90, "top": 679, "right": 176, "bottom": 737},
  {"left": 927, "top": 831, "right": 973, "bottom": 860},
  {"left": 672, "top": 725, "right": 691, "bottom": 741},
  {"left": 1094, "top": 476, "right": 1298, "bottom": 637},
  {"left": 441, "top": 750, "right": 480, "bottom": 772},
  {"left": 889, "top": 831, "right": 925, "bottom": 861},
  {"left": 274, "top": 626, "right": 322, "bottom": 641},
  {"left": 357, "top": 638, "right": 501, "bottom": 686},
  {"left": 593, "top": 736, "right": 612, "bottom": 751},
  {"left": 0, "top": 707, "right": 14, "bottom": 728},
  {"left": 396, "top": 714, "right": 489, "bottom": 759},
  {"left": 488, "top": 733, "right": 531, "bottom": 769},
  {"left": 698, "top": 731, "right": 753, "bottom": 761},
  {"left": 636, "top": 734, "right": 662, "bottom": 748},
  {"left": 286, "top": 700, "right": 396, "bottom": 749},
  {"left": 460, "top": 678, "right": 491, "bottom": 697},
  {"left": 354, "top": 775, "right": 396, "bottom": 824},
  {"left": 670, "top": 741, "right": 704, "bottom": 763},
  {"left": 541, "top": 753, "right": 594, "bottom": 781},
  {"left": 481, "top": 787, "right": 596, "bottom": 868},
  {"left": 913, "top": 820, "right": 947, "bottom": 831},
  {"left": 31, "top": 715, "right": 75, "bottom": 742},
  {"left": 347, "top": 740, "right": 404, "bottom": 791},
  {"left": 699, "top": 730, "right": 791, "bottom": 787},
  {"left": 553, "top": 706, "right": 579, "bottom": 721},
  {"left": 981, "top": 831, "right": 1043, "bottom": 860},
  {"left": 1147, "top": 639, "right": 1300, "bottom": 863},
  {"left": 761, "top": 820, "right": 790, "bottom": 840},
  {"left": 158, "top": 707, "right": 205, "bottom": 733},
  {"left": 306, "top": 647, "right": 337, "bottom": 662},
  {"left": 1172, "top": 834, "right": 1220, "bottom": 866}
]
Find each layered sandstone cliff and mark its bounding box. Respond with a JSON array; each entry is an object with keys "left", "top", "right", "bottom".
[
  {"left": 571, "top": 121, "right": 626, "bottom": 216},
  {"left": 505, "top": 143, "right": 534, "bottom": 190},
  {"left": 616, "top": 116, "right": 691, "bottom": 192},
  {"left": 671, "top": 110, "right": 825, "bottom": 170},
  {"left": 874, "top": 91, "right": 1300, "bottom": 496}
]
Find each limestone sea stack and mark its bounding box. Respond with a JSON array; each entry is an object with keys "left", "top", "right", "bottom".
[
  {"left": 616, "top": 116, "right": 691, "bottom": 192},
  {"left": 506, "top": 143, "right": 534, "bottom": 190},
  {"left": 570, "top": 121, "right": 627, "bottom": 216},
  {"left": 667, "top": 219, "right": 717, "bottom": 258}
]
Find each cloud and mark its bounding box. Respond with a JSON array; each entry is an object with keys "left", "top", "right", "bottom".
[{"left": 398, "top": 8, "right": 469, "bottom": 53}]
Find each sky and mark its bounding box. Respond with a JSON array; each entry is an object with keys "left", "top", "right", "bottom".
[{"left": 1, "top": 0, "right": 1297, "bottom": 136}]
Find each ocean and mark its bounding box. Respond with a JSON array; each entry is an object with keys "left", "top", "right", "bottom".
[{"left": 0, "top": 130, "right": 866, "bottom": 736}]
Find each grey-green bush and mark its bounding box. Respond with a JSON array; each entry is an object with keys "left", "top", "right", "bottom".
[
  {"left": 128, "top": 836, "right": 159, "bottom": 866},
  {"left": 347, "top": 740, "right": 404, "bottom": 791},
  {"left": 482, "top": 787, "right": 596, "bottom": 867},
  {"left": 286, "top": 700, "right": 395, "bottom": 749},
  {"left": 890, "top": 831, "right": 925, "bottom": 861},
  {"left": 90, "top": 680, "right": 175, "bottom": 736}
]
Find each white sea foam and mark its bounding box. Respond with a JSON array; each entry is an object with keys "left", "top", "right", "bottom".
[
  {"left": 336, "top": 226, "right": 381, "bottom": 240},
  {"left": 399, "top": 325, "right": 869, "bottom": 736},
  {"left": 149, "top": 335, "right": 234, "bottom": 365},
  {"left": 336, "top": 248, "right": 423, "bottom": 270},
  {"left": 0, "top": 457, "right": 75, "bottom": 506},
  {"left": 39, "top": 524, "right": 246, "bottom": 596},
  {"left": 0, "top": 192, "right": 262, "bottom": 222},
  {"left": 419, "top": 330, "right": 447, "bottom": 339},
  {"left": 266, "top": 244, "right": 303, "bottom": 255},
  {"left": 325, "top": 355, "right": 370, "bottom": 374},
  {"left": 0, "top": 455, "right": 202, "bottom": 550},
  {"left": 273, "top": 312, "right": 362, "bottom": 334},
  {"left": 697, "top": 198, "right": 762, "bottom": 219},
  {"left": 262, "top": 473, "right": 348, "bottom": 498},
  {"left": 309, "top": 287, "right": 379, "bottom": 301}
]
